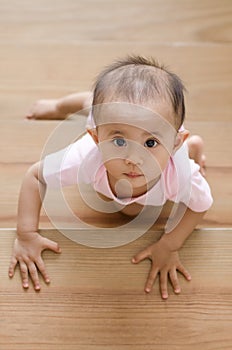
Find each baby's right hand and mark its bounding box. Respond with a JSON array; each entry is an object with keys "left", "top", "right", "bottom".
[
  {"left": 26, "top": 99, "right": 64, "bottom": 120},
  {"left": 8, "top": 232, "right": 61, "bottom": 290}
]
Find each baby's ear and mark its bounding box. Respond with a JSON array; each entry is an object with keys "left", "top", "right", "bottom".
[
  {"left": 87, "top": 127, "right": 99, "bottom": 144},
  {"left": 173, "top": 129, "right": 190, "bottom": 153}
]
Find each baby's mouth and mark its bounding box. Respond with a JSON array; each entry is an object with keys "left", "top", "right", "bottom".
[{"left": 124, "top": 172, "right": 143, "bottom": 179}]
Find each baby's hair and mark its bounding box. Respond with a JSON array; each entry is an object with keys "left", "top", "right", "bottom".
[{"left": 92, "top": 55, "right": 186, "bottom": 129}]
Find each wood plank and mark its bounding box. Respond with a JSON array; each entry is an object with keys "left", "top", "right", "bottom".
[
  {"left": 0, "top": 0, "right": 231, "bottom": 44},
  {"left": 0, "top": 44, "right": 231, "bottom": 121},
  {"left": 185, "top": 121, "right": 232, "bottom": 167},
  {"left": 0, "top": 228, "right": 232, "bottom": 349},
  {"left": 0, "top": 119, "right": 87, "bottom": 163}
]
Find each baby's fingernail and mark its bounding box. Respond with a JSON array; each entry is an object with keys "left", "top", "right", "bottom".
[
  {"left": 46, "top": 278, "right": 50, "bottom": 284},
  {"left": 145, "top": 288, "right": 150, "bottom": 293},
  {"left": 175, "top": 288, "right": 181, "bottom": 294},
  {"left": 162, "top": 293, "right": 168, "bottom": 299},
  {"left": 23, "top": 283, "right": 29, "bottom": 289}
]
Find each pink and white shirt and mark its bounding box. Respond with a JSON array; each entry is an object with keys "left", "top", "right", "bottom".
[{"left": 43, "top": 132, "right": 213, "bottom": 212}]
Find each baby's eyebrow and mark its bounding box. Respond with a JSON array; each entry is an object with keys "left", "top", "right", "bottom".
[
  {"left": 143, "top": 130, "right": 163, "bottom": 139},
  {"left": 107, "top": 130, "right": 124, "bottom": 136}
]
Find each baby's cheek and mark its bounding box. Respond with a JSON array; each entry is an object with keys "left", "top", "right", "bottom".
[
  {"left": 142, "top": 163, "right": 161, "bottom": 181},
  {"left": 153, "top": 148, "right": 171, "bottom": 170},
  {"left": 104, "top": 159, "right": 124, "bottom": 176},
  {"left": 143, "top": 151, "right": 170, "bottom": 178}
]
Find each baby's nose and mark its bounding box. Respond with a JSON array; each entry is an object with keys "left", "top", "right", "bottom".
[{"left": 125, "top": 152, "right": 144, "bottom": 166}]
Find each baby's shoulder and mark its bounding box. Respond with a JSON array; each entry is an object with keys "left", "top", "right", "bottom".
[{"left": 166, "top": 142, "right": 198, "bottom": 184}]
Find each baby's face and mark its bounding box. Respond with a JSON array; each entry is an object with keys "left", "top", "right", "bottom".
[{"left": 91, "top": 103, "right": 178, "bottom": 198}]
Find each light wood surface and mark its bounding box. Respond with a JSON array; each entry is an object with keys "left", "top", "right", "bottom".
[
  {"left": 1, "top": 44, "right": 231, "bottom": 121},
  {"left": 0, "top": 0, "right": 232, "bottom": 349},
  {"left": 0, "top": 228, "right": 232, "bottom": 350}
]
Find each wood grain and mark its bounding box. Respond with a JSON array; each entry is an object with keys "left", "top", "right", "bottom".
[
  {"left": 0, "top": 44, "right": 231, "bottom": 121},
  {"left": 0, "top": 228, "right": 232, "bottom": 350},
  {"left": 0, "top": 0, "right": 231, "bottom": 44}
]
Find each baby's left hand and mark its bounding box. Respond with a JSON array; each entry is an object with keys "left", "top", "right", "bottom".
[{"left": 132, "top": 238, "right": 191, "bottom": 299}]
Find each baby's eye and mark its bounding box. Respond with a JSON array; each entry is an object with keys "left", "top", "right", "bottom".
[
  {"left": 113, "top": 138, "right": 127, "bottom": 147},
  {"left": 144, "top": 139, "right": 158, "bottom": 148}
]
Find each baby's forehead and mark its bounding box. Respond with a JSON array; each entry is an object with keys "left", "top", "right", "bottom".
[{"left": 93, "top": 102, "right": 176, "bottom": 131}]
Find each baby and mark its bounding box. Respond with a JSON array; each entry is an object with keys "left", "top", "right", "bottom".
[{"left": 9, "top": 55, "right": 213, "bottom": 299}]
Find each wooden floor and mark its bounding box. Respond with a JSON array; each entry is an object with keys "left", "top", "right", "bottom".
[
  {"left": 0, "top": 0, "right": 232, "bottom": 349},
  {"left": 1, "top": 228, "right": 232, "bottom": 350}
]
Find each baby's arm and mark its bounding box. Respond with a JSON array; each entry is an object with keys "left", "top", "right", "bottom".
[
  {"left": 26, "top": 91, "right": 93, "bottom": 120},
  {"left": 8, "top": 161, "right": 61, "bottom": 290},
  {"left": 132, "top": 206, "right": 206, "bottom": 299}
]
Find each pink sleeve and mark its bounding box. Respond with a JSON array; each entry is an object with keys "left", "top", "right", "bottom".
[
  {"left": 185, "top": 161, "right": 213, "bottom": 212},
  {"left": 43, "top": 133, "right": 96, "bottom": 188},
  {"left": 164, "top": 143, "right": 213, "bottom": 212}
]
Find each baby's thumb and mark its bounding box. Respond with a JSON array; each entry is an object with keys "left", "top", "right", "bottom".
[
  {"left": 43, "top": 238, "right": 61, "bottom": 253},
  {"left": 132, "top": 249, "right": 149, "bottom": 264}
]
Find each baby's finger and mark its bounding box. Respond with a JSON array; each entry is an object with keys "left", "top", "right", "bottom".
[
  {"left": 169, "top": 269, "right": 181, "bottom": 294},
  {"left": 132, "top": 248, "right": 150, "bottom": 264},
  {"left": 145, "top": 266, "right": 159, "bottom": 293},
  {"left": 8, "top": 256, "right": 18, "bottom": 278},
  {"left": 36, "top": 256, "right": 50, "bottom": 284},
  {"left": 25, "top": 112, "right": 34, "bottom": 120},
  {"left": 42, "top": 238, "right": 61, "bottom": 254},
  {"left": 178, "top": 264, "right": 192, "bottom": 281},
  {"left": 25, "top": 105, "right": 36, "bottom": 119},
  {"left": 28, "top": 262, "right": 41, "bottom": 291},
  {"left": 160, "top": 271, "right": 168, "bottom": 299},
  {"left": 19, "top": 261, "right": 29, "bottom": 289}
]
